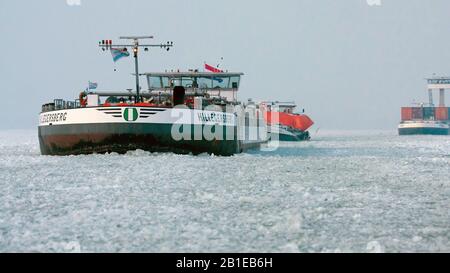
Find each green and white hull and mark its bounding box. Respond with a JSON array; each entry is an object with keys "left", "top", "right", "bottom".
[
  {"left": 38, "top": 106, "right": 266, "bottom": 156},
  {"left": 398, "top": 121, "right": 449, "bottom": 136}
]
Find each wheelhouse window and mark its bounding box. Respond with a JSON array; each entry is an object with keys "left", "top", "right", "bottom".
[
  {"left": 148, "top": 76, "right": 172, "bottom": 89},
  {"left": 212, "top": 76, "right": 230, "bottom": 89},
  {"left": 148, "top": 76, "right": 163, "bottom": 89},
  {"left": 162, "top": 77, "right": 170, "bottom": 88},
  {"left": 147, "top": 74, "right": 242, "bottom": 90},
  {"left": 230, "top": 76, "right": 240, "bottom": 89},
  {"left": 197, "top": 77, "right": 213, "bottom": 89}
]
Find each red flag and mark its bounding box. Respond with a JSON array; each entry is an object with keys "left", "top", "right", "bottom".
[{"left": 205, "top": 63, "right": 223, "bottom": 73}]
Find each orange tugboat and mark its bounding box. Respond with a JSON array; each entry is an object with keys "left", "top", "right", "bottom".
[{"left": 260, "top": 101, "right": 314, "bottom": 141}]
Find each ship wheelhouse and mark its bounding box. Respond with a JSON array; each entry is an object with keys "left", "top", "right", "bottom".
[
  {"left": 144, "top": 71, "right": 243, "bottom": 104},
  {"left": 40, "top": 71, "right": 244, "bottom": 113},
  {"left": 260, "top": 101, "right": 298, "bottom": 114}
]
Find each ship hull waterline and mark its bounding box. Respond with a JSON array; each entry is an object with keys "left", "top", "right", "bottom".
[
  {"left": 267, "top": 125, "right": 311, "bottom": 142},
  {"left": 38, "top": 123, "right": 254, "bottom": 156},
  {"left": 398, "top": 127, "right": 449, "bottom": 136},
  {"left": 38, "top": 106, "right": 267, "bottom": 156}
]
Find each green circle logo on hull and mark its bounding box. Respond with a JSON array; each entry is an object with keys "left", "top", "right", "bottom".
[{"left": 123, "top": 108, "right": 139, "bottom": 122}]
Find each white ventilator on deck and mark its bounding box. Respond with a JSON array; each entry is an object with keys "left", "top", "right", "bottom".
[{"left": 87, "top": 94, "right": 99, "bottom": 107}]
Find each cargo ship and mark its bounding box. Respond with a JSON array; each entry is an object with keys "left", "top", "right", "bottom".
[
  {"left": 38, "top": 36, "right": 267, "bottom": 156},
  {"left": 260, "top": 101, "right": 314, "bottom": 141},
  {"left": 399, "top": 77, "right": 449, "bottom": 135}
]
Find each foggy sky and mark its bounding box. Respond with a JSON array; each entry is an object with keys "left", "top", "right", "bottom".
[{"left": 1, "top": 0, "right": 450, "bottom": 130}]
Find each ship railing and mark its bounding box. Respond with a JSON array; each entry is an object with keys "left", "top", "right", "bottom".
[
  {"left": 41, "top": 94, "right": 238, "bottom": 113},
  {"left": 41, "top": 99, "right": 79, "bottom": 113}
]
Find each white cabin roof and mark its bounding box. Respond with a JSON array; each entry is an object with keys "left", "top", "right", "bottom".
[{"left": 142, "top": 72, "right": 244, "bottom": 77}]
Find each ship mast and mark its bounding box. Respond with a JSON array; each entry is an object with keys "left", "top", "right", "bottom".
[{"left": 99, "top": 36, "right": 173, "bottom": 102}]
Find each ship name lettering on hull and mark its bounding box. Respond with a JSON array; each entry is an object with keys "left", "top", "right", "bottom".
[
  {"left": 197, "top": 112, "right": 228, "bottom": 124},
  {"left": 40, "top": 112, "right": 68, "bottom": 124}
]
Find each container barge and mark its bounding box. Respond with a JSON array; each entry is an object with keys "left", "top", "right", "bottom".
[{"left": 399, "top": 77, "right": 450, "bottom": 135}]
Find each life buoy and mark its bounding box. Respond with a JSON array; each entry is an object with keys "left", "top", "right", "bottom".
[
  {"left": 185, "top": 98, "right": 194, "bottom": 105},
  {"left": 79, "top": 92, "right": 87, "bottom": 107}
]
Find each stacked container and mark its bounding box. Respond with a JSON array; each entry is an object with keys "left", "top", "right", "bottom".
[
  {"left": 401, "top": 107, "right": 413, "bottom": 121},
  {"left": 423, "top": 107, "right": 435, "bottom": 120},
  {"left": 411, "top": 107, "right": 424, "bottom": 120},
  {"left": 401, "top": 106, "right": 449, "bottom": 121},
  {"left": 435, "top": 107, "right": 449, "bottom": 121}
]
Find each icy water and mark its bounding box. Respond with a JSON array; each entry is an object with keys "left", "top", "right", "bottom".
[{"left": 0, "top": 130, "right": 449, "bottom": 253}]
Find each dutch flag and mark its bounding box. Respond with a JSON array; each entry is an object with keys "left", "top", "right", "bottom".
[{"left": 204, "top": 63, "right": 223, "bottom": 73}]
